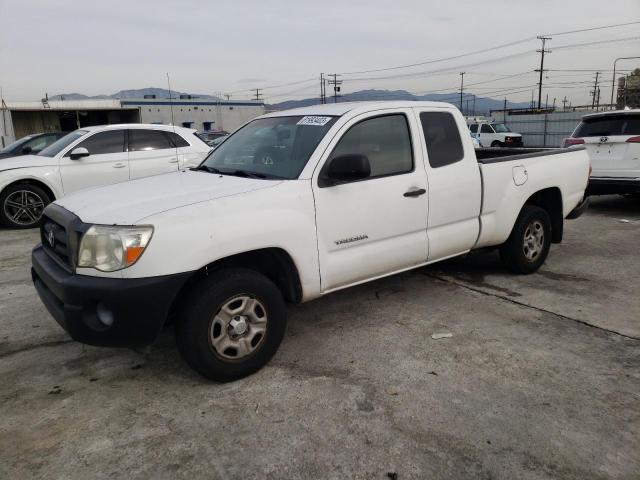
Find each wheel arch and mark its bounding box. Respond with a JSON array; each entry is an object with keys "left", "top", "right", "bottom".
[
  {"left": 1, "top": 177, "right": 57, "bottom": 203},
  {"left": 168, "top": 247, "right": 303, "bottom": 322},
  {"left": 523, "top": 187, "right": 563, "bottom": 243}
]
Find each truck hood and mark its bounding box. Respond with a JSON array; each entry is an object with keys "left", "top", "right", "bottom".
[
  {"left": 0, "top": 154, "right": 58, "bottom": 171},
  {"left": 55, "top": 170, "right": 281, "bottom": 225}
]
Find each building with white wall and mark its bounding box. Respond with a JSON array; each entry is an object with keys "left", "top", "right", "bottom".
[{"left": 0, "top": 98, "right": 264, "bottom": 147}]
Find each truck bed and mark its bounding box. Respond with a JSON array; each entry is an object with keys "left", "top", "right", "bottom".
[{"left": 473, "top": 146, "right": 590, "bottom": 249}]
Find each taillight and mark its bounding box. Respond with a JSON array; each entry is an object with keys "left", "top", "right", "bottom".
[
  {"left": 562, "top": 137, "right": 585, "bottom": 148},
  {"left": 626, "top": 136, "right": 640, "bottom": 143}
]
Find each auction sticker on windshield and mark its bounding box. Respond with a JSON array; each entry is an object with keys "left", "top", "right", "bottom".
[{"left": 297, "top": 116, "right": 333, "bottom": 126}]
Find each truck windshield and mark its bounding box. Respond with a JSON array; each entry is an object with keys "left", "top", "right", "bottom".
[
  {"left": 493, "top": 123, "right": 510, "bottom": 133},
  {"left": 199, "top": 116, "right": 337, "bottom": 179},
  {"left": 38, "top": 130, "right": 87, "bottom": 157}
]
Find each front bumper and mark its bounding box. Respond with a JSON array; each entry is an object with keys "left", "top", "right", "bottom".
[
  {"left": 586, "top": 177, "right": 640, "bottom": 196},
  {"left": 32, "top": 245, "right": 191, "bottom": 347}
]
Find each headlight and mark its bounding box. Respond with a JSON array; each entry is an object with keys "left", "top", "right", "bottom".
[{"left": 77, "top": 225, "right": 153, "bottom": 272}]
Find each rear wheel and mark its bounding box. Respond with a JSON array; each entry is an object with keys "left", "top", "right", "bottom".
[
  {"left": 0, "top": 183, "right": 51, "bottom": 229},
  {"left": 499, "top": 206, "right": 551, "bottom": 274},
  {"left": 176, "top": 268, "right": 287, "bottom": 382}
]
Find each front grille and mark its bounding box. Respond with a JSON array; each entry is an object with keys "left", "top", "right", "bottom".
[{"left": 41, "top": 217, "right": 72, "bottom": 269}]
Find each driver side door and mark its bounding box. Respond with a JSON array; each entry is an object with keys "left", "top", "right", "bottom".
[
  {"left": 312, "top": 111, "right": 429, "bottom": 292},
  {"left": 58, "top": 129, "right": 129, "bottom": 194}
]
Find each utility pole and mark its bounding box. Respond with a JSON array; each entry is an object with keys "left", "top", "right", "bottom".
[
  {"left": 320, "top": 73, "right": 325, "bottom": 104},
  {"left": 459, "top": 72, "right": 465, "bottom": 111},
  {"left": 535, "top": 36, "right": 551, "bottom": 110},
  {"left": 327, "top": 74, "right": 342, "bottom": 103},
  {"left": 545, "top": 93, "right": 549, "bottom": 109},
  {"left": 596, "top": 87, "right": 601, "bottom": 111},
  {"left": 552, "top": 97, "right": 556, "bottom": 110},
  {"left": 562, "top": 96, "right": 568, "bottom": 110},
  {"left": 472, "top": 95, "right": 476, "bottom": 116},
  {"left": 253, "top": 88, "right": 263, "bottom": 102},
  {"left": 590, "top": 72, "right": 600, "bottom": 109}
]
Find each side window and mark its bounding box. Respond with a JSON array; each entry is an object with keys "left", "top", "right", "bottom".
[
  {"left": 71, "top": 130, "right": 126, "bottom": 155},
  {"left": 329, "top": 114, "right": 413, "bottom": 179},
  {"left": 419, "top": 112, "right": 464, "bottom": 169},
  {"left": 24, "top": 136, "right": 49, "bottom": 152},
  {"left": 469, "top": 124, "right": 478, "bottom": 133},
  {"left": 480, "top": 124, "right": 494, "bottom": 133},
  {"left": 168, "top": 131, "right": 190, "bottom": 148},
  {"left": 130, "top": 129, "right": 174, "bottom": 151}
]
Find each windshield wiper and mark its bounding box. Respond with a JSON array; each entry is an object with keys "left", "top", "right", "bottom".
[
  {"left": 192, "top": 165, "right": 223, "bottom": 174},
  {"left": 223, "top": 169, "right": 268, "bottom": 179}
]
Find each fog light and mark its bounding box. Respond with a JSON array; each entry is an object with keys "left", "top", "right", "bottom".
[{"left": 96, "top": 303, "right": 114, "bottom": 327}]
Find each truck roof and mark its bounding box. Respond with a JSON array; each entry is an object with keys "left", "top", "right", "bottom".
[{"left": 262, "top": 101, "right": 457, "bottom": 118}]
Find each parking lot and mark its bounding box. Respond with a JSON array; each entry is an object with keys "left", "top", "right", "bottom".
[{"left": 0, "top": 195, "right": 639, "bottom": 479}]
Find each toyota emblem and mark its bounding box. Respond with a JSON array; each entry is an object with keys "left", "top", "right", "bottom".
[
  {"left": 600, "top": 136, "right": 608, "bottom": 143},
  {"left": 47, "top": 229, "right": 55, "bottom": 248}
]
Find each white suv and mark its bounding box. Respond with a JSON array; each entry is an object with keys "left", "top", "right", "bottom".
[
  {"left": 0, "top": 124, "right": 211, "bottom": 228},
  {"left": 563, "top": 110, "right": 640, "bottom": 196},
  {"left": 469, "top": 122, "right": 523, "bottom": 147}
]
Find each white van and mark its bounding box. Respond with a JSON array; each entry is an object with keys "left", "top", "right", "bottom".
[{"left": 469, "top": 121, "right": 523, "bottom": 148}]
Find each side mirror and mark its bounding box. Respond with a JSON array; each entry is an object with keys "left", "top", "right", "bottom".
[
  {"left": 69, "top": 147, "right": 90, "bottom": 160},
  {"left": 21, "top": 146, "right": 32, "bottom": 154},
  {"left": 320, "top": 154, "right": 371, "bottom": 187}
]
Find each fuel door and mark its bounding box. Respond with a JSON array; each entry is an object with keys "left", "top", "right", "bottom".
[{"left": 512, "top": 165, "right": 528, "bottom": 186}]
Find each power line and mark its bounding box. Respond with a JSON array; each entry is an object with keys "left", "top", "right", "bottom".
[
  {"left": 553, "top": 36, "right": 640, "bottom": 50},
  {"left": 336, "top": 21, "right": 640, "bottom": 77},
  {"left": 545, "top": 20, "right": 640, "bottom": 36}
]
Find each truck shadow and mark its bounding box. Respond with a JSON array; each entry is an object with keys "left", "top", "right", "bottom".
[{"left": 586, "top": 194, "right": 640, "bottom": 218}]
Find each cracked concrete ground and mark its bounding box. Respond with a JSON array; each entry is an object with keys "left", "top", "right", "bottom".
[{"left": 1, "top": 195, "right": 639, "bottom": 479}]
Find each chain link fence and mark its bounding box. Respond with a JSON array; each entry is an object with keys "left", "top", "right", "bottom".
[{"left": 491, "top": 110, "right": 599, "bottom": 148}]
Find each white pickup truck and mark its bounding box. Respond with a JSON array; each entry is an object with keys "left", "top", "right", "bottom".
[{"left": 31, "top": 101, "right": 590, "bottom": 381}]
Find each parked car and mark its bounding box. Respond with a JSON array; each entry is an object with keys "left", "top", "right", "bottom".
[
  {"left": 0, "top": 124, "right": 211, "bottom": 228},
  {"left": 469, "top": 121, "right": 523, "bottom": 147},
  {"left": 0, "top": 132, "right": 67, "bottom": 159},
  {"left": 562, "top": 109, "right": 640, "bottom": 196},
  {"left": 197, "top": 130, "right": 229, "bottom": 147},
  {"left": 31, "top": 101, "right": 589, "bottom": 381}
]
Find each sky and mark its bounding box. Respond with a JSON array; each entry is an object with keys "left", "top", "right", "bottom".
[{"left": 1, "top": 0, "right": 639, "bottom": 105}]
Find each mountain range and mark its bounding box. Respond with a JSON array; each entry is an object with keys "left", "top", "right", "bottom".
[{"left": 50, "top": 87, "right": 533, "bottom": 114}]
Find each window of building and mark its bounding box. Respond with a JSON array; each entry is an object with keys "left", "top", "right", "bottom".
[{"left": 419, "top": 112, "right": 464, "bottom": 168}]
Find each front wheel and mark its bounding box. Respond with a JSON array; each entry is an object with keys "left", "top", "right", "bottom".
[
  {"left": 176, "top": 268, "right": 287, "bottom": 382},
  {"left": 0, "top": 183, "right": 51, "bottom": 229},
  {"left": 499, "top": 206, "right": 551, "bottom": 274},
  {"left": 491, "top": 140, "right": 502, "bottom": 148}
]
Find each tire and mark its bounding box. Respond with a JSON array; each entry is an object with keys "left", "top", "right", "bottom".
[
  {"left": 491, "top": 141, "right": 502, "bottom": 148},
  {"left": 499, "top": 206, "right": 551, "bottom": 274},
  {"left": 176, "top": 267, "right": 287, "bottom": 382},
  {"left": 0, "top": 183, "right": 51, "bottom": 229}
]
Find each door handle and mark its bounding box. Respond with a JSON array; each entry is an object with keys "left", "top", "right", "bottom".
[
  {"left": 403, "top": 188, "right": 426, "bottom": 197},
  {"left": 113, "top": 163, "right": 126, "bottom": 169}
]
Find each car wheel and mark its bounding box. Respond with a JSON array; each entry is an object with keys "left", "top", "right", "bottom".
[
  {"left": 176, "top": 268, "right": 287, "bottom": 382},
  {"left": 491, "top": 141, "right": 502, "bottom": 148},
  {"left": 499, "top": 206, "right": 551, "bottom": 274},
  {"left": 0, "top": 183, "right": 51, "bottom": 229}
]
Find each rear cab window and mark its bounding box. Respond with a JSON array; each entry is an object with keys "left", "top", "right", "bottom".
[{"left": 419, "top": 111, "right": 464, "bottom": 168}]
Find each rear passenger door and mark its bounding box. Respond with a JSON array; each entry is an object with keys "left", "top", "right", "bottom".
[
  {"left": 416, "top": 109, "right": 481, "bottom": 261},
  {"left": 128, "top": 129, "right": 180, "bottom": 179},
  {"left": 58, "top": 129, "right": 129, "bottom": 194},
  {"left": 312, "top": 110, "right": 429, "bottom": 292}
]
